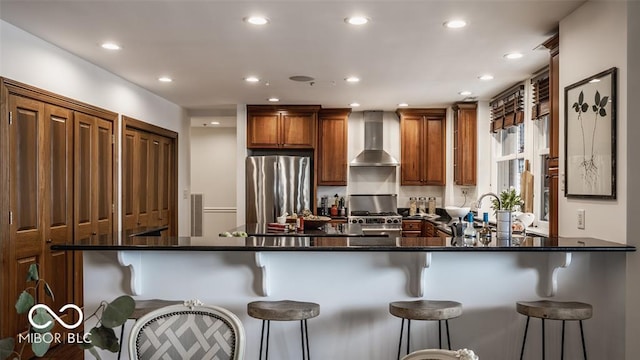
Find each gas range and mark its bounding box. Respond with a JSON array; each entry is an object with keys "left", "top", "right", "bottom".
[{"left": 347, "top": 195, "right": 403, "bottom": 237}]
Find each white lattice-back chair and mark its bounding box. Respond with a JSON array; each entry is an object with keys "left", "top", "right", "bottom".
[
  {"left": 401, "top": 348, "right": 479, "bottom": 360},
  {"left": 128, "top": 299, "right": 245, "bottom": 360}
]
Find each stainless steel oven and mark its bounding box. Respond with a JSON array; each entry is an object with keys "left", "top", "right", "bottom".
[{"left": 348, "top": 194, "right": 402, "bottom": 237}]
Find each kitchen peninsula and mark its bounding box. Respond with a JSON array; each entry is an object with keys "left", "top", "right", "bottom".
[{"left": 55, "top": 234, "right": 633, "bottom": 360}]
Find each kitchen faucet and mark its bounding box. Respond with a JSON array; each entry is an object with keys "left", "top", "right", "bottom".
[{"left": 477, "top": 192, "right": 501, "bottom": 211}]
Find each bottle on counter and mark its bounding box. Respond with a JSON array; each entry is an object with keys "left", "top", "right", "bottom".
[
  {"left": 297, "top": 214, "right": 304, "bottom": 231},
  {"left": 418, "top": 197, "right": 426, "bottom": 214},
  {"left": 478, "top": 212, "right": 492, "bottom": 246},
  {"left": 428, "top": 197, "right": 436, "bottom": 215},
  {"left": 409, "top": 197, "right": 417, "bottom": 216},
  {"left": 463, "top": 212, "right": 477, "bottom": 246}
]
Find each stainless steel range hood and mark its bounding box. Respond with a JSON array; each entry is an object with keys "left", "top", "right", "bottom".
[{"left": 350, "top": 111, "right": 399, "bottom": 167}]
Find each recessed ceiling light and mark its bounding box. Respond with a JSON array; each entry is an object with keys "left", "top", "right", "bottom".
[
  {"left": 345, "top": 76, "right": 360, "bottom": 83},
  {"left": 589, "top": 78, "right": 601, "bottom": 83},
  {"left": 244, "top": 76, "right": 260, "bottom": 83},
  {"left": 244, "top": 16, "right": 269, "bottom": 25},
  {"left": 268, "top": 97, "right": 280, "bottom": 102},
  {"left": 210, "top": 121, "right": 220, "bottom": 125},
  {"left": 349, "top": 102, "right": 360, "bottom": 107},
  {"left": 101, "top": 42, "right": 121, "bottom": 50},
  {"left": 345, "top": 16, "right": 369, "bottom": 25},
  {"left": 398, "top": 103, "right": 409, "bottom": 107},
  {"left": 459, "top": 91, "right": 472, "bottom": 96},
  {"left": 158, "top": 76, "right": 173, "bottom": 82},
  {"left": 504, "top": 52, "right": 523, "bottom": 60},
  {"left": 444, "top": 20, "right": 467, "bottom": 29},
  {"left": 478, "top": 74, "right": 494, "bottom": 81}
]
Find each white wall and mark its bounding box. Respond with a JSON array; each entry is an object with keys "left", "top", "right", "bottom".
[
  {"left": 0, "top": 20, "right": 192, "bottom": 235},
  {"left": 626, "top": 2, "right": 640, "bottom": 358},
  {"left": 558, "top": 2, "right": 627, "bottom": 242},
  {"left": 190, "top": 127, "right": 238, "bottom": 236}
]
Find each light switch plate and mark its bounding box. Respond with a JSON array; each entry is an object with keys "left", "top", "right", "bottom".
[{"left": 577, "top": 209, "right": 585, "bottom": 229}]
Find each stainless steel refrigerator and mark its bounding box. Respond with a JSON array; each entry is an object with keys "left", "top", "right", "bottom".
[{"left": 246, "top": 155, "right": 311, "bottom": 224}]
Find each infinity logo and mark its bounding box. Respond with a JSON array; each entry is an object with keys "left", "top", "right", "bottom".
[{"left": 28, "top": 304, "right": 83, "bottom": 330}]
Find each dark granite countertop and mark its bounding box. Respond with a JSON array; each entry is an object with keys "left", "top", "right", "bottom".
[{"left": 52, "top": 234, "right": 635, "bottom": 252}]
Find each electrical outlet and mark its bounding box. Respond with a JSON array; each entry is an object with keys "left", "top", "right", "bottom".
[
  {"left": 577, "top": 209, "right": 585, "bottom": 229},
  {"left": 461, "top": 188, "right": 470, "bottom": 196}
]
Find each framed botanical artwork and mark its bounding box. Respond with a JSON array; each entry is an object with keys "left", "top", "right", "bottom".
[{"left": 564, "top": 67, "right": 617, "bottom": 199}]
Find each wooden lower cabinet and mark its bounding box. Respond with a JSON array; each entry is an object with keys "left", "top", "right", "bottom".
[
  {"left": 402, "top": 220, "right": 422, "bottom": 237},
  {"left": 1, "top": 78, "right": 116, "bottom": 354},
  {"left": 422, "top": 221, "right": 436, "bottom": 237}
]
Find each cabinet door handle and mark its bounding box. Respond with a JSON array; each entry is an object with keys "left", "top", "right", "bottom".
[
  {"left": 46, "top": 239, "right": 52, "bottom": 243},
  {"left": 92, "top": 232, "right": 97, "bottom": 235}
]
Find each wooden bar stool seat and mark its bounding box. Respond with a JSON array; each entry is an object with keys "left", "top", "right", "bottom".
[
  {"left": 516, "top": 300, "right": 593, "bottom": 360},
  {"left": 248, "top": 300, "right": 320, "bottom": 360},
  {"left": 389, "top": 300, "right": 463, "bottom": 360}
]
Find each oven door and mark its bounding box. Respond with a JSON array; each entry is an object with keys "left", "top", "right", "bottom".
[{"left": 360, "top": 226, "right": 402, "bottom": 238}]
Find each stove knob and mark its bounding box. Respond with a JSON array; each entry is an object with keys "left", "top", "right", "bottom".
[
  {"left": 358, "top": 219, "right": 364, "bottom": 224},
  {"left": 386, "top": 219, "right": 392, "bottom": 223},
  {"left": 351, "top": 219, "right": 357, "bottom": 224},
  {"left": 394, "top": 219, "right": 400, "bottom": 224}
]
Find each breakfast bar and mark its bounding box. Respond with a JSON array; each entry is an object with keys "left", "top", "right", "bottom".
[{"left": 54, "top": 234, "right": 633, "bottom": 360}]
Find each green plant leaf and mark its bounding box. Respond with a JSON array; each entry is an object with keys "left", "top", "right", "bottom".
[
  {"left": 43, "top": 282, "right": 55, "bottom": 302},
  {"left": 0, "top": 338, "right": 15, "bottom": 360},
  {"left": 87, "top": 346, "right": 102, "bottom": 360},
  {"left": 595, "top": 90, "right": 600, "bottom": 105},
  {"left": 600, "top": 108, "right": 607, "bottom": 117},
  {"left": 89, "top": 326, "right": 119, "bottom": 353},
  {"left": 100, "top": 295, "right": 134, "bottom": 328},
  {"left": 27, "top": 264, "right": 39, "bottom": 282},
  {"left": 32, "top": 307, "right": 54, "bottom": 333},
  {"left": 592, "top": 105, "right": 598, "bottom": 112},
  {"left": 578, "top": 91, "right": 584, "bottom": 104},
  {"left": 15, "top": 291, "right": 34, "bottom": 314},
  {"left": 581, "top": 103, "right": 588, "bottom": 112},
  {"left": 31, "top": 336, "right": 51, "bottom": 357}
]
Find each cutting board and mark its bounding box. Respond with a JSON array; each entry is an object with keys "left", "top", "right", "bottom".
[{"left": 521, "top": 160, "right": 534, "bottom": 213}]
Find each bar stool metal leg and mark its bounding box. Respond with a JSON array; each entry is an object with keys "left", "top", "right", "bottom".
[
  {"left": 397, "top": 318, "right": 405, "bottom": 360},
  {"left": 520, "top": 316, "right": 530, "bottom": 360},
  {"left": 304, "top": 319, "right": 311, "bottom": 360},
  {"left": 406, "top": 319, "right": 411, "bottom": 355},
  {"left": 579, "top": 320, "right": 588, "bottom": 360},
  {"left": 118, "top": 322, "right": 126, "bottom": 360},
  {"left": 445, "top": 320, "right": 452, "bottom": 350},
  {"left": 561, "top": 320, "right": 566, "bottom": 360},
  {"left": 438, "top": 320, "right": 442, "bottom": 349}
]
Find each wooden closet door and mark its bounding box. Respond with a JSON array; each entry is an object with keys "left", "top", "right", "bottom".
[
  {"left": 122, "top": 129, "right": 138, "bottom": 229},
  {"left": 137, "top": 132, "right": 151, "bottom": 227},
  {"left": 8, "top": 95, "right": 44, "bottom": 334},
  {"left": 43, "top": 104, "right": 74, "bottom": 327},
  {"left": 159, "top": 137, "right": 172, "bottom": 227},
  {"left": 95, "top": 118, "right": 113, "bottom": 238},
  {"left": 148, "top": 136, "right": 161, "bottom": 226},
  {"left": 74, "top": 113, "right": 113, "bottom": 244}
]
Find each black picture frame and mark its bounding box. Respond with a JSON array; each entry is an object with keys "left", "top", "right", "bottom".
[{"left": 564, "top": 67, "right": 617, "bottom": 199}]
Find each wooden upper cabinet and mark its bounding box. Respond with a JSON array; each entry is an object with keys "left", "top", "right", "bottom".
[
  {"left": 247, "top": 105, "right": 320, "bottom": 149},
  {"left": 397, "top": 108, "right": 447, "bottom": 185},
  {"left": 452, "top": 102, "right": 477, "bottom": 185},
  {"left": 317, "top": 108, "right": 351, "bottom": 185}
]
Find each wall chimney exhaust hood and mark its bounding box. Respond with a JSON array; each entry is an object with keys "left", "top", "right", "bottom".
[{"left": 350, "top": 111, "right": 399, "bottom": 167}]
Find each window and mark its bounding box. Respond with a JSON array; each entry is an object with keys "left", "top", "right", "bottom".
[{"left": 489, "top": 70, "right": 551, "bottom": 232}]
